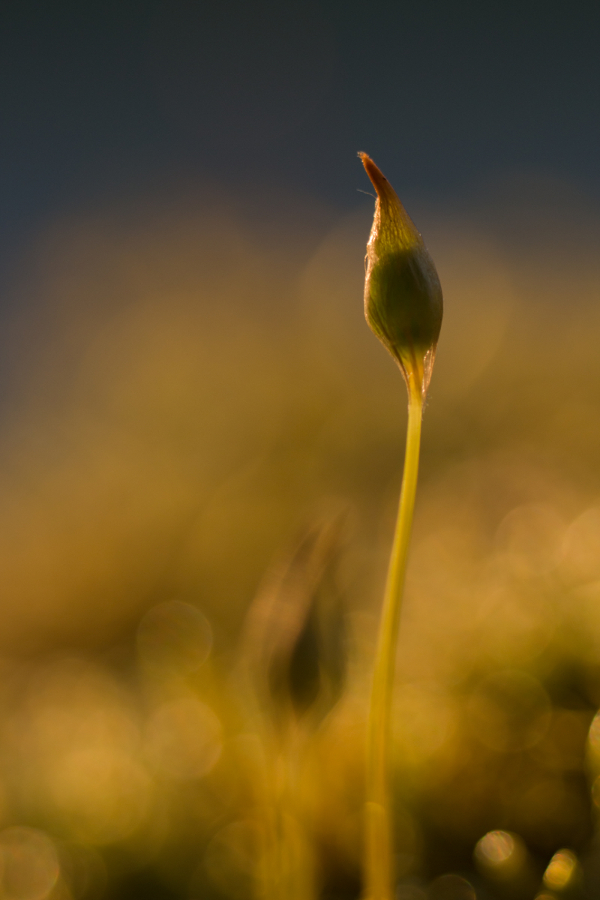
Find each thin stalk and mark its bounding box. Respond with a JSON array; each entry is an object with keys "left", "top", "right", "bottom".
[{"left": 364, "top": 379, "right": 423, "bottom": 900}]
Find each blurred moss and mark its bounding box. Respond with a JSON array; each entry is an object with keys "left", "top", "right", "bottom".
[{"left": 0, "top": 179, "right": 599, "bottom": 897}]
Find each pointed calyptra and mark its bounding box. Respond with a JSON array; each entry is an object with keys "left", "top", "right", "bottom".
[{"left": 360, "top": 153, "right": 443, "bottom": 399}]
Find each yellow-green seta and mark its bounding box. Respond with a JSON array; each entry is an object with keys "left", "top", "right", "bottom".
[
  {"left": 360, "top": 153, "right": 442, "bottom": 399},
  {"left": 360, "top": 153, "right": 443, "bottom": 900}
]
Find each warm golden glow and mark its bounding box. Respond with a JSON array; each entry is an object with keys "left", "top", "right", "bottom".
[
  {"left": 202, "top": 820, "right": 263, "bottom": 899},
  {"left": 137, "top": 599, "right": 213, "bottom": 674},
  {"left": 0, "top": 828, "right": 60, "bottom": 900},
  {"left": 466, "top": 670, "right": 551, "bottom": 753},
  {"left": 588, "top": 712, "right": 600, "bottom": 764},
  {"left": 473, "top": 830, "right": 529, "bottom": 882},
  {"left": 475, "top": 830, "right": 514, "bottom": 866},
  {"left": 49, "top": 747, "right": 152, "bottom": 844},
  {"left": 543, "top": 849, "right": 578, "bottom": 890},
  {"left": 0, "top": 177, "right": 598, "bottom": 897},
  {"left": 144, "top": 696, "right": 222, "bottom": 780}
]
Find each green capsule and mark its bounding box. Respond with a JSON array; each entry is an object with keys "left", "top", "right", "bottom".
[{"left": 360, "top": 153, "right": 443, "bottom": 398}]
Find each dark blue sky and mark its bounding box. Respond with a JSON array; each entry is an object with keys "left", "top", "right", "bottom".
[{"left": 1, "top": 0, "right": 599, "bottom": 257}]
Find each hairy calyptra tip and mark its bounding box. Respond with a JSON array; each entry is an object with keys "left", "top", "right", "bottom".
[{"left": 359, "top": 153, "right": 443, "bottom": 399}]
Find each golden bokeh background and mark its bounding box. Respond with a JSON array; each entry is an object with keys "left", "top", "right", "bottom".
[{"left": 0, "top": 177, "right": 600, "bottom": 899}]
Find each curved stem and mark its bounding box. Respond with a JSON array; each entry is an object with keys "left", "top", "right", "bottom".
[{"left": 364, "top": 381, "right": 423, "bottom": 900}]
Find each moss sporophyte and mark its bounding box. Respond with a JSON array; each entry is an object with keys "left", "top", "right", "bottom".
[
  {"left": 359, "top": 154, "right": 443, "bottom": 900},
  {"left": 360, "top": 153, "right": 442, "bottom": 400}
]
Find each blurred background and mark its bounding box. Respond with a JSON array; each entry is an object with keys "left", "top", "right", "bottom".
[{"left": 1, "top": 2, "right": 600, "bottom": 899}]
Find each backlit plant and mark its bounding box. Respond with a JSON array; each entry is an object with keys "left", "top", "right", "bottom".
[{"left": 359, "top": 153, "right": 443, "bottom": 900}]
